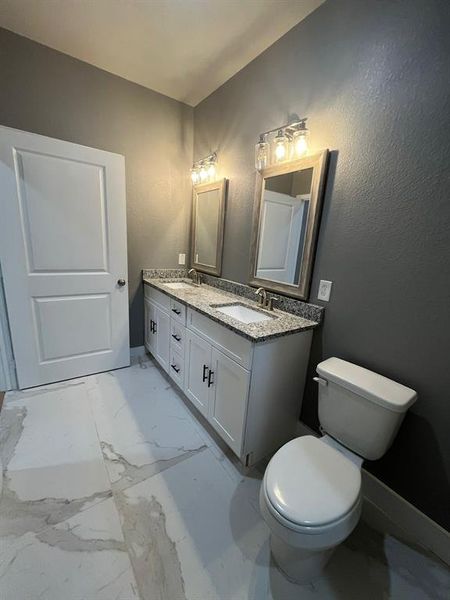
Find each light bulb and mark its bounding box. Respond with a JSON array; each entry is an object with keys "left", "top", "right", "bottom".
[
  {"left": 273, "top": 130, "right": 289, "bottom": 163},
  {"left": 255, "top": 134, "right": 269, "bottom": 170},
  {"left": 293, "top": 123, "right": 309, "bottom": 157},
  {"left": 190, "top": 167, "right": 200, "bottom": 184},
  {"left": 199, "top": 163, "right": 208, "bottom": 181}
]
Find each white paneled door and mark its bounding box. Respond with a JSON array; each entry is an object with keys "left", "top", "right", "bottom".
[{"left": 0, "top": 126, "right": 129, "bottom": 388}]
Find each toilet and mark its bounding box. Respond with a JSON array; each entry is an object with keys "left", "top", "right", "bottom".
[{"left": 260, "top": 357, "right": 417, "bottom": 583}]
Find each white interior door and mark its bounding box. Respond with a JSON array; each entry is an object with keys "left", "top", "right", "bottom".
[
  {"left": 256, "top": 190, "right": 308, "bottom": 284},
  {"left": 0, "top": 125, "right": 129, "bottom": 389}
]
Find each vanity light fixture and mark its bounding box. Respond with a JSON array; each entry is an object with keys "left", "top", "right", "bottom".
[
  {"left": 190, "top": 152, "right": 218, "bottom": 184},
  {"left": 255, "top": 118, "right": 309, "bottom": 170}
]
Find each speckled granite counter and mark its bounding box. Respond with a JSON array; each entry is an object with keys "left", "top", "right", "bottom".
[{"left": 143, "top": 276, "right": 319, "bottom": 343}]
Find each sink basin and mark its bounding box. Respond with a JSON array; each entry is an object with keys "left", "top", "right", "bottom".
[
  {"left": 163, "top": 281, "right": 196, "bottom": 290},
  {"left": 213, "top": 303, "right": 275, "bottom": 324}
]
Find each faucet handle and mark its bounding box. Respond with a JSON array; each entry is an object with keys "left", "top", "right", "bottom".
[{"left": 267, "top": 295, "right": 278, "bottom": 311}]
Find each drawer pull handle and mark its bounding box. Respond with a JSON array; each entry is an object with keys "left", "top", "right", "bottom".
[
  {"left": 172, "top": 334, "right": 181, "bottom": 342},
  {"left": 172, "top": 308, "right": 181, "bottom": 315},
  {"left": 150, "top": 319, "right": 157, "bottom": 334},
  {"left": 202, "top": 364, "right": 209, "bottom": 382},
  {"left": 171, "top": 364, "right": 180, "bottom": 373},
  {"left": 207, "top": 370, "right": 214, "bottom": 388}
]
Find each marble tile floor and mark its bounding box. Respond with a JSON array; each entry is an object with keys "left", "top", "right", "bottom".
[{"left": 0, "top": 355, "right": 448, "bottom": 600}]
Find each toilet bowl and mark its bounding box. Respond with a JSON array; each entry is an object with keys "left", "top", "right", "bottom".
[
  {"left": 260, "top": 435, "right": 362, "bottom": 583},
  {"left": 260, "top": 357, "right": 417, "bottom": 584}
]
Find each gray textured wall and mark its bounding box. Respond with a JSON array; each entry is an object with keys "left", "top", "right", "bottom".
[
  {"left": 194, "top": 0, "right": 450, "bottom": 529},
  {"left": 0, "top": 28, "right": 193, "bottom": 347}
]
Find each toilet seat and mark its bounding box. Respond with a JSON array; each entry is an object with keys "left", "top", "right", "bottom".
[{"left": 264, "top": 436, "right": 361, "bottom": 531}]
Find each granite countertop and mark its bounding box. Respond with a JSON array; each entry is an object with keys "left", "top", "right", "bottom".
[{"left": 143, "top": 277, "right": 318, "bottom": 343}]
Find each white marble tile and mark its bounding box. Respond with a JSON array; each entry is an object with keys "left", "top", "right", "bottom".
[
  {"left": 90, "top": 362, "right": 208, "bottom": 490},
  {"left": 3, "top": 380, "right": 110, "bottom": 500},
  {"left": 0, "top": 380, "right": 112, "bottom": 538},
  {"left": 0, "top": 497, "right": 139, "bottom": 600},
  {"left": 115, "top": 447, "right": 269, "bottom": 600}
]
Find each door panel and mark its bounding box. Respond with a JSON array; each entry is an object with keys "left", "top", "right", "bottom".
[
  {"left": 185, "top": 329, "right": 211, "bottom": 417},
  {"left": 0, "top": 125, "right": 129, "bottom": 388},
  {"left": 16, "top": 150, "right": 109, "bottom": 272},
  {"left": 209, "top": 348, "right": 250, "bottom": 456},
  {"left": 33, "top": 294, "right": 111, "bottom": 361}
]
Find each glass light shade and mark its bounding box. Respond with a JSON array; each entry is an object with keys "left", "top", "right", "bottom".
[
  {"left": 207, "top": 161, "right": 216, "bottom": 180},
  {"left": 272, "top": 130, "right": 289, "bottom": 163},
  {"left": 190, "top": 167, "right": 200, "bottom": 184},
  {"left": 292, "top": 127, "right": 309, "bottom": 157},
  {"left": 255, "top": 135, "right": 269, "bottom": 170}
]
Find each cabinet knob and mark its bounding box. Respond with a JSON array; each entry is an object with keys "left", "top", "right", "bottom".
[{"left": 117, "top": 278, "right": 126, "bottom": 287}]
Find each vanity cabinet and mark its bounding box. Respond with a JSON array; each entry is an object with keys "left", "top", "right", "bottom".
[
  {"left": 144, "top": 283, "right": 313, "bottom": 466},
  {"left": 185, "top": 329, "right": 251, "bottom": 455}
]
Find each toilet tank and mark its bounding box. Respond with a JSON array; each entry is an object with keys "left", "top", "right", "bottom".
[{"left": 316, "top": 358, "right": 417, "bottom": 461}]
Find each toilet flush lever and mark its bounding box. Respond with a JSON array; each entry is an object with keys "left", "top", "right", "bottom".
[{"left": 313, "top": 377, "right": 328, "bottom": 386}]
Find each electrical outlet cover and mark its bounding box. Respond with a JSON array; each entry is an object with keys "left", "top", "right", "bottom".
[
  {"left": 318, "top": 280, "right": 332, "bottom": 302},
  {"left": 178, "top": 253, "right": 186, "bottom": 265}
]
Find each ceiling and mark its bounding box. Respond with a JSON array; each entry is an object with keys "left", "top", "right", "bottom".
[{"left": 0, "top": 0, "right": 324, "bottom": 106}]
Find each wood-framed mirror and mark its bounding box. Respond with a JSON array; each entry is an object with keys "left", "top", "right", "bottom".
[
  {"left": 190, "top": 178, "right": 227, "bottom": 276},
  {"left": 249, "top": 150, "right": 329, "bottom": 300}
]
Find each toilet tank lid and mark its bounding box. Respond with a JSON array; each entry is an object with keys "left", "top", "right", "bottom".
[{"left": 317, "top": 358, "right": 417, "bottom": 412}]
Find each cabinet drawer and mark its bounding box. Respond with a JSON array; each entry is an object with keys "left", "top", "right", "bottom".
[
  {"left": 170, "top": 319, "right": 185, "bottom": 354},
  {"left": 170, "top": 299, "right": 186, "bottom": 324},
  {"left": 169, "top": 347, "right": 185, "bottom": 389},
  {"left": 144, "top": 285, "right": 170, "bottom": 312},
  {"left": 187, "top": 308, "right": 253, "bottom": 369}
]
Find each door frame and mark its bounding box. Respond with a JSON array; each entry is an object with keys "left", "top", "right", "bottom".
[{"left": 0, "top": 263, "right": 16, "bottom": 391}]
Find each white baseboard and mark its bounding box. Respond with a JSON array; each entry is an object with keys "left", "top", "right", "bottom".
[{"left": 296, "top": 421, "right": 449, "bottom": 565}]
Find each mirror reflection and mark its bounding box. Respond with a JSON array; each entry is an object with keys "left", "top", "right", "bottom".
[
  {"left": 256, "top": 168, "right": 313, "bottom": 285},
  {"left": 191, "top": 179, "right": 227, "bottom": 276},
  {"left": 194, "top": 189, "right": 220, "bottom": 267}
]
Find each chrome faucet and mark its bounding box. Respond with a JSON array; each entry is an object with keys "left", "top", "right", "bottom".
[
  {"left": 255, "top": 287, "right": 276, "bottom": 311},
  {"left": 188, "top": 268, "right": 202, "bottom": 286}
]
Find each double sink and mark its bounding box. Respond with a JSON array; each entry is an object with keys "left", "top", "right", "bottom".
[{"left": 162, "top": 280, "right": 276, "bottom": 325}]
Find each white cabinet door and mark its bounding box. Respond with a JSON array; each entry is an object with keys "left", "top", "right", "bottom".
[
  {"left": 209, "top": 348, "right": 250, "bottom": 456},
  {"left": 144, "top": 299, "right": 155, "bottom": 353},
  {"left": 154, "top": 304, "right": 170, "bottom": 372},
  {"left": 185, "top": 329, "right": 211, "bottom": 418},
  {"left": 0, "top": 125, "right": 129, "bottom": 388}
]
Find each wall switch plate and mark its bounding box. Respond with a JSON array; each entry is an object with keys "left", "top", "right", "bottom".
[
  {"left": 318, "top": 280, "right": 333, "bottom": 302},
  {"left": 178, "top": 253, "right": 186, "bottom": 265}
]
